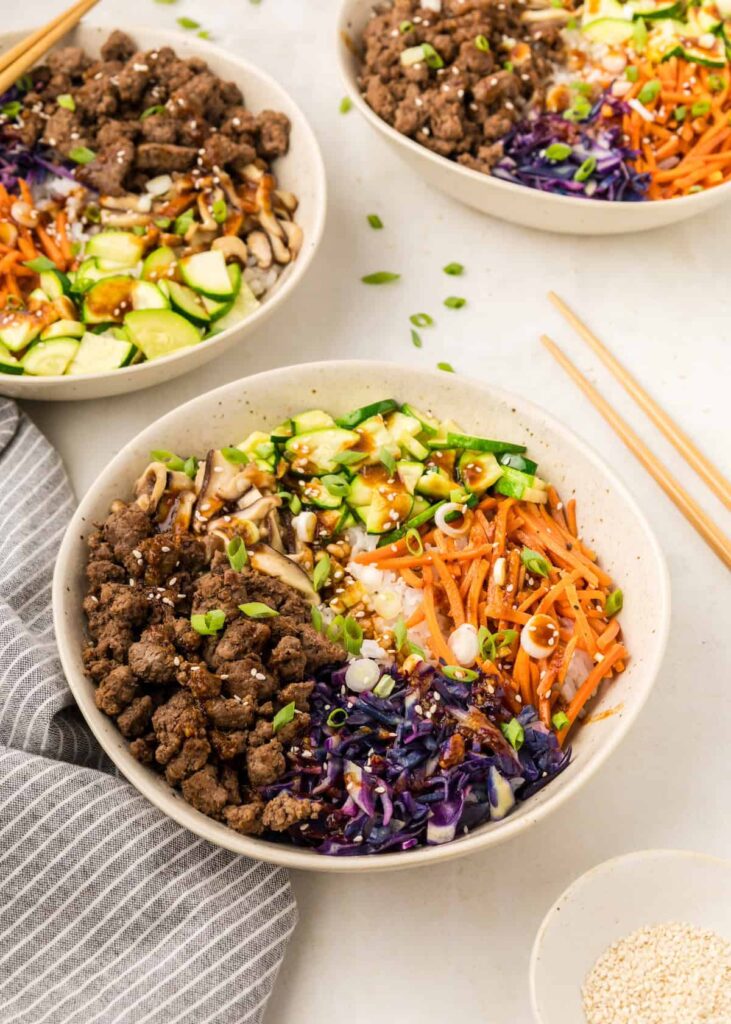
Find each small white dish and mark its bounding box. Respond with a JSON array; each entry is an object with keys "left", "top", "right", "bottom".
[
  {"left": 337, "top": 0, "right": 731, "bottom": 235},
  {"left": 530, "top": 849, "right": 731, "bottom": 1024},
  {"left": 0, "top": 24, "right": 326, "bottom": 401}
]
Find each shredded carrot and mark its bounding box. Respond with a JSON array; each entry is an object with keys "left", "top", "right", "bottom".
[
  {"left": 431, "top": 552, "right": 465, "bottom": 628},
  {"left": 559, "top": 644, "right": 628, "bottom": 740},
  {"left": 422, "top": 568, "right": 455, "bottom": 664}
]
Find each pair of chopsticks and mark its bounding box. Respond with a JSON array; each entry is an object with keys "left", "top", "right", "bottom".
[
  {"left": 0, "top": 0, "right": 100, "bottom": 96},
  {"left": 542, "top": 293, "right": 731, "bottom": 571}
]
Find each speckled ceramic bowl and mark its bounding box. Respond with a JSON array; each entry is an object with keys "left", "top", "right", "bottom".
[
  {"left": 0, "top": 24, "right": 326, "bottom": 400},
  {"left": 53, "top": 361, "right": 670, "bottom": 872}
]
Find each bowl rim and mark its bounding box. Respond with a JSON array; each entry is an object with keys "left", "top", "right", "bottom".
[
  {"left": 335, "top": 0, "right": 731, "bottom": 214},
  {"left": 528, "top": 848, "right": 731, "bottom": 1023},
  {"left": 0, "top": 23, "right": 327, "bottom": 387},
  {"left": 53, "top": 359, "right": 671, "bottom": 873}
]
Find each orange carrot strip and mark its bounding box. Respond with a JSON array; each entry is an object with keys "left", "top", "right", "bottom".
[
  {"left": 422, "top": 568, "right": 454, "bottom": 664},
  {"left": 559, "top": 644, "right": 628, "bottom": 739},
  {"left": 431, "top": 552, "right": 465, "bottom": 628}
]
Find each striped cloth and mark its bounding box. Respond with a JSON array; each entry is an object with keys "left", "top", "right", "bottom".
[{"left": 0, "top": 399, "right": 296, "bottom": 1024}]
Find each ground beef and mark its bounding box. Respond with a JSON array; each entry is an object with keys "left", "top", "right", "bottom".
[
  {"left": 357, "top": 0, "right": 568, "bottom": 173},
  {"left": 83, "top": 496, "right": 342, "bottom": 841}
]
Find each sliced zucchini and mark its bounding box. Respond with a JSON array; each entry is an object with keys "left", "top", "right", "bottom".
[
  {"left": 433, "top": 431, "right": 527, "bottom": 455},
  {"left": 0, "top": 312, "right": 43, "bottom": 353},
  {"left": 400, "top": 402, "right": 439, "bottom": 437},
  {"left": 299, "top": 478, "right": 343, "bottom": 510},
  {"left": 376, "top": 499, "right": 445, "bottom": 547},
  {"left": 353, "top": 414, "right": 400, "bottom": 465},
  {"left": 179, "top": 250, "right": 234, "bottom": 299},
  {"left": 237, "top": 431, "right": 275, "bottom": 469},
  {"left": 493, "top": 466, "right": 549, "bottom": 503},
  {"left": 633, "top": 0, "right": 683, "bottom": 17},
  {"left": 41, "top": 319, "right": 85, "bottom": 341},
  {"left": 458, "top": 451, "right": 503, "bottom": 496},
  {"left": 123, "top": 309, "right": 201, "bottom": 361},
  {"left": 662, "top": 40, "right": 726, "bottom": 66},
  {"left": 270, "top": 419, "right": 294, "bottom": 443},
  {"left": 336, "top": 399, "right": 400, "bottom": 429},
  {"left": 86, "top": 231, "right": 146, "bottom": 268},
  {"left": 39, "top": 270, "right": 70, "bottom": 300},
  {"left": 67, "top": 331, "right": 136, "bottom": 375},
  {"left": 21, "top": 338, "right": 79, "bottom": 376},
  {"left": 292, "top": 409, "right": 337, "bottom": 433},
  {"left": 141, "top": 246, "right": 178, "bottom": 283},
  {"left": 0, "top": 342, "right": 23, "bottom": 375},
  {"left": 396, "top": 460, "right": 424, "bottom": 494},
  {"left": 499, "top": 452, "right": 538, "bottom": 475},
  {"left": 209, "top": 278, "right": 260, "bottom": 332},
  {"left": 285, "top": 428, "right": 360, "bottom": 475},
  {"left": 385, "top": 411, "right": 430, "bottom": 459},
  {"left": 167, "top": 281, "right": 211, "bottom": 323},
  {"left": 416, "top": 467, "right": 454, "bottom": 500},
  {"left": 83, "top": 278, "right": 168, "bottom": 324},
  {"left": 582, "top": 17, "right": 635, "bottom": 42},
  {"left": 366, "top": 488, "right": 413, "bottom": 535},
  {"left": 28, "top": 288, "right": 49, "bottom": 304}
]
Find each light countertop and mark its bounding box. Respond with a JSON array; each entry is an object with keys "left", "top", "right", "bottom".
[{"left": 10, "top": 2, "right": 731, "bottom": 1022}]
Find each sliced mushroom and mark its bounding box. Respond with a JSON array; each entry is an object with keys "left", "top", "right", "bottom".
[
  {"left": 522, "top": 7, "right": 572, "bottom": 21},
  {"left": 266, "top": 227, "right": 291, "bottom": 266},
  {"left": 281, "top": 220, "right": 303, "bottom": 258},
  {"left": 168, "top": 470, "right": 195, "bottom": 494},
  {"left": 247, "top": 230, "right": 273, "bottom": 269},
  {"left": 192, "top": 449, "right": 246, "bottom": 531},
  {"left": 212, "top": 235, "right": 248, "bottom": 263},
  {"left": 218, "top": 472, "right": 257, "bottom": 504},
  {"left": 249, "top": 543, "right": 317, "bottom": 603},
  {"left": 216, "top": 169, "right": 241, "bottom": 210},
  {"left": 241, "top": 163, "right": 264, "bottom": 183},
  {"left": 162, "top": 490, "right": 196, "bottom": 533},
  {"left": 234, "top": 495, "right": 280, "bottom": 523},
  {"left": 274, "top": 190, "right": 298, "bottom": 214},
  {"left": 266, "top": 509, "right": 286, "bottom": 553},
  {"left": 11, "top": 201, "right": 38, "bottom": 228},
  {"left": 134, "top": 461, "right": 169, "bottom": 513},
  {"left": 197, "top": 193, "right": 218, "bottom": 232},
  {"left": 208, "top": 512, "right": 261, "bottom": 545}
]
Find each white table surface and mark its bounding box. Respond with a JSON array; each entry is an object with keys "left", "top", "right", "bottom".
[{"left": 10, "top": 2, "right": 731, "bottom": 1021}]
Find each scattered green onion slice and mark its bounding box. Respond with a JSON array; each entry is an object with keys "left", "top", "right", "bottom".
[
  {"left": 442, "top": 664, "right": 479, "bottom": 682},
  {"left": 478, "top": 626, "right": 518, "bottom": 662},
  {"left": 361, "top": 271, "right": 400, "bottom": 284},
  {"left": 57, "top": 93, "right": 76, "bottom": 112},
  {"left": 23, "top": 255, "right": 57, "bottom": 273},
  {"left": 407, "top": 640, "right": 426, "bottom": 658},
  {"left": 174, "top": 208, "right": 195, "bottom": 235},
  {"left": 443, "top": 262, "right": 464, "bottom": 276},
  {"left": 708, "top": 74, "right": 725, "bottom": 94},
  {"left": 313, "top": 554, "right": 331, "bottom": 592},
  {"left": 551, "top": 0, "right": 564, "bottom": 7},
  {"left": 221, "top": 446, "right": 248, "bottom": 464},
  {"left": 574, "top": 156, "right": 597, "bottom": 183},
  {"left": 197, "top": 30, "right": 211, "bottom": 39},
  {"left": 673, "top": 105, "right": 687, "bottom": 122},
  {"left": 563, "top": 95, "right": 591, "bottom": 122},
  {"left": 626, "top": 65, "right": 638, "bottom": 83},
  {"left": 437, "top": 361, "right": 455, "bottom": 373},
  {"left": 605, "top": 588, "right": 623, "bottom": 618},
  {"left": 332, "top": 449, "right": 367, "bottom": 467},
  {"left": 227, "top": 537, "right": 248, "bottom": 573},
  {"left": 501, "top": 717, "right": 525, "bottom": 750},
  {"left": 340, "top": 96, "right": 352, "bottom": 114},
  {"left": 545, "top": 142, "right": 572, "bottom": 162},
  {"left": 405, "top": 527, "right": 423, "bottom": 556},
  {"left": 326, "top": 707, "right": 348, "bottom": 729},
  {"left": 379, "top": 447, "right": 396, "bottom": 475},
  {"left": 411, "top": 328, "right": 423, "bottom": 348},
  {"left": 410, "top": 312, "right": 433, "bottom": 328},
  {"left": 393, "top": 617, "right": 407, "bottom": 651},
  {"left": 566, "top": 16, "right": 577, "bottom": 29},
  {"left": 638, "top": 79, "right": 660, "bottom": 105},
  {"left": 177, "top": 16, "right": 201, "bottom": 29},
  {"left": 190, "top": 609, "right": 226, "bottom": 635},
  {"left": 367, "top": 213, "right": 383, "bottom": 229},
  {"left": 688, "top": 184, "right": 704, "bottom": 193},
  {"left": 373, "top": 674, "right": 395, "bottom": 698},
  {"left": 421, "top": 43, "right": 444, "bottom": 69},
  {"left": 399, "top": 19, "right": 414, "bottom": 32},
  {"left": 343, "top": 615, "right": 364, "bottom": 655},
  {"left": 150, "top": 449, "right": 185, "bottom": 472},
  {"left": 503, "top": 60, "right": 514, "bottom": 72},
  {"left": 474, "top": 34, "right": 490, "bottom": 51},
  {"left": 272, "top": 701, "right": 296, "bottom": 733},
  {"left": 552, "top": 711, "right": 570, "bottom": 731},
  {"left": 322, "top": 473, "right": 349, "bottom": 497},
  {"left": 154, "top": 217, "right": 172, "bottom": 229},
  {"left": 691, "top": 100, "right": 711, "bottom": 117},
  {"left": 69, "top": 146, "right": 96, "bottom": 165},
  {"left": 311, "top": 605, "right": 324, "bottom": 632},
  {"left": 632, "top": 17, "right": 648, "bottom": 51},
  {"left": 16, "top": 74, "right": 33, "bottom": 92},
  {"left": 521, "top": 547, "right": 551, "bottom": 578},
  {"left": 212, "top": 198, "right": 228, "bottom": 224},
  {"left": 183, "top": 455, "right": 198, "bottom": 479},
  {"left": 444, "top": 296, "right": 466, "bottom": 309},
  {"left": 239, "top": 602, "right": 279, "bottom": 619}
]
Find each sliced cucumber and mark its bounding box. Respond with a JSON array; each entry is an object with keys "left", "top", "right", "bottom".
[
  {"left": 458, "top": 450, "right": 503, "bottom": 496},
  {"left": 336, "top": 399, "right": 400, "bottom": 429},
  {"left": 499, "top": 452, "right": 538, "bottom": 475},
  {"left": 167, "top": 281, "right": 211, "bottom": 323},
  {"left": 39, "top": 270, "right": 70, "bottom": 300},
  {"left": 67, "top": 331, "right": 136, "bottom": 375},
  {"left": 354, "top": 414, "right": 400, "bottom": 465},
  {"left": 433, "top": 431, "right": 527, "bottom": 455},
  {"left": 202, "top": 264, "right": 242, "bottom": 320},
  {"left": 366, "top": 488, "right": 413, "bottom": 535},
  {"left": 271, "top": 419, "right": 294, "bottom": 443},
  {"left": 0, "top": 312, "right": 43, "bottom": 353},
  {"left": 493, "top": 466, "right": 549, "bottom": 503},
  {"left": 386, "top": 411, "right": 430, "bottom": 459},
  {"left": 141, "top": 245, "right": 178, "bottom": 283},
  {"left": 41, "top": 319, "right": 85, "bottom": 341},
  {"left": 28, "top": 288, "right": 49, "bottom": 304},
  {"left": 21, "top": 338, "right": 79, "bottom": 376},
  {"left": 285, "top": 428, "right": 360, "bottom": 475},
  {"left": 400, "top": 402, "right": 439, "bottom": 437},
  {"left": 86, "top": 231, "right": 146, "bottom": 268},
  {"left": 416, "top": 467, "right": 454, "bottom": 500},
  {"left": 293, "top": 409, "right": 337, "bottom": 433},
  {"left": 237, "top": 431, "right": 275, "bottom": 469},
  {"left": 662, "top": 41, "right": 726, "bottom": 66},
  {"left": 376, "top": 500, "right": 445, "bottom": 547},
  {"left": 633, "top": 0, "right": 683, "bottom": 17},
  {"left": 582, "top": 17, "right": 635, "bottom": 42},
  {"left": 0, "top": 342, "right": 23, "bottom": 375},
  {"left": 209, "top": 278, "right": 260, "bottom": 332},
  {"left": 396, "top": 460, "right": 424, "bottom": 494},
  {"left": 299, "top": 478, "right": 343, "bottom": 510},
  {"left": 73, "top": 258, "right": 133, "bottom": 293},
  {"left": 83, "top": 278, "right": 168, "bottom": 324},
  {"left": 180, "top": 250, "right": 233, "bottom": 299},
  {"left": 124, "top": 309, "right": 201, "bottom": 361}
]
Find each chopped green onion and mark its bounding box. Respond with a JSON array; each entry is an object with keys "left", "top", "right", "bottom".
[
  {"left": 437, "top": 361, "right": 455, "bottom": 373},
  {"left": 545, "top": 142, "right": 572, "bottom": 161},
  {"left": 339, "top": 96, "right": 352, "bottom": 114},
  {"left": 212, "top": 198, "right": 228, "bottom": 224},
  {"left": 69, "top": 146, "right": 96, "bottom": 165},
  {"left": 373, "top": 674, "right": 395, "bottom": 698},
  {"left": 326, "top": 707, "right": 348, "bottom": 729},
  {"left": 131, "top": 226, "right": 146, "bottom": 236},
  {"left": 177, "top": 16, "right": 201, "bottom": 29},
  {"left": 57, "top": 93, "right": 76, "bottom": 112},
  {"left": 197, "top": 30, "right": 212, "bottom": 39},
  {"left": 326, "top": 614, "right": 344, "bottom": 643},
  {"left": 552, "top": 711, "right": 570, "bottom": 731},
  {"left": 503, "top": 60, "right": 514, "bottom": 72},
  {"left": 85, "top": 203, "right": 102, "bottom": 224},
  {"left": 150, "top": 449, "right": 185, "bottom": 472},
  {"left": 313, "top": 554, "right": 331, "bottom": 592},
  {"left": 16, "top": 74, "right": 33, "bottom": 93},
  {"left": 551, "top": 0, "right": 564, "bottom": 6},
  {"left": 332, "top": 449, "right": 367, "bottom": 467},
  {"left": 632, "top": 17, "right": 648, "bottom": 51},
  {"left": 174, "top": 208, "right": 195, "bottom": 236},
  {"left": 421, "top": 43, "right": 444, "bottom": 69},
  {"left": 277, "top": 490, "right": 303, "bottom": 514},
  {"left": 183, "top": 455, "right": 198, "bottom": 479},
  {"left": 474, "top": 34, "right": 490, "bottom": 51},
  {"left": 443, "top": 262, "right": 464, "bottom": 276},
  {"left": 322, "top": 473, "right": 349, "bottom": 497},
  {"left": 154, "top": 217, "right": 172, "bottom": 230},
  {"left": 574, "top": 156, "right": 597, "bottom": 183},
  {"left": 343, "top": 615, "right": 364, "bottom": 655},
  {"left": 478, "top": 626, "right": 518, "bottom": 662},
  {"left": 442, "top": 665, "right": 479, "bottom": 682},
  {"left": 444, "top": 296, "right": 466, "bottom": 309},
  {"left": 311, "top": 605, "right": 323, "bottom": 632},
  {"left": 272, "top": 701, "right": 296, "bottom": 733},
  {"left": 501, "top": 717, "right": 525, "bottom": 750},
  {"left": 566, "top": 16, "right": 577, "bottom": 29},
  {"left": 399, "top": 19, "right": 414, "bottom": 32},
  {"left": 521, "top": 547, "right": 551, "bottom": 578},
  {"left": 411, "top": 329, "right": 423, "bottom": 348},
  {"left": 227, "top": 536, "right": 248, "bottom": 572},
  {"left": 405, "top": 527, "right": 423, "bottom": 556},
  {"left": 691, "top": 100, "right": 711, "bottom": 117},
  {"left": 1, "top": 101, "right": 22, "bottom": 119},
  {"left": 393, "top": 617, "right": 407, "bottom": 651},
  {"left": 190, "top": 609, "right": 226, "bottom": 635},
  {"left": 221, "top": 446, "right": 248, "bottom": 464},
  {"left": 239, "top": 602, "right": 279, "bottom": 619},
  {"left": 23, "top": 255, "right": 57, "bottom": 273},
  {"left": 638, "top": 79, "right": 661, "bottom": 105},
  {"left": 563, "top": 95, "right": 591, "bottom": 122},
  {"left": 688, "top": 184, "right": 704, "bottom": 193},
  {"left": 379, "top": 447, "right": 396, "bottom": 475},
  {"left": 708, "top": 74, "right": 725, "bottom": 94},
  {"left": 626, "top": 65, "right": 639, "bottom": 83},
  {"left": 361, "top": 271, "right": 400, "bottom": 284},
  {"left": 367, "top": 213, "right": 383, "bottom": 229},
  {"left": 410, "top": 312, "right": 433, "bottom": 328},
  {"left": 605, "top": 588, "right": 623, "bottom": 618},
  {"left": 408, "top": 640, "right": 426, "bottom": 658}
]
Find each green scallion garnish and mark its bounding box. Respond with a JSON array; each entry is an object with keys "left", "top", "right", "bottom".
[
  {"left": 177, "top": 16, "right": 201, "bottom": 29},
  {"left": 239, "top": 602, "right": 279, "bottom": 619},
  {"left": 574, "top": 156, "right": 597, "bottom": 183},
  {"left": 393, "top": 617, "right": 407, "bottom": 651},
  {"left": 367, "top": 213, "right": 383, "bottom": 229},
  {"left": 409, "top": 312, "right": 433, "bottom": 328},
  {"left": 411, "top": 328, "right": 423, "bottom": 348},
  {"left": 150, "top": 449, "right": 185, "bottom": 472},
  {"left": 444, "top": 296, "right": 466, "bottom": 309},
  {"left": 437, "top": 361, "right": 455, "bottom": 372},
  {"left": 707, "top": 74, "right": 725, "bottom": 93},
  {"left": 503, "top": 60, "right": 514, "bottom": 71},
  {"left": 313, "top": 554, "right": 331, "bottom": 592},
  {"left": 673, "top": 105, "right": 687, "bottom": 122},
  {"left": 379, "top": 447, "right": 397, "bottom": 475},
  {"left": 405, "top": 527, "right": 423, "bottom": 556},
  {"left": 552, "top": 711, "right": 570, "bottom": 731},
  {"left": 227, "top": 536, "right": 248, "bottom": 572},
  {"left": 1, "top": 101, "right": 22, "bottom": 119},
  {"left": 23, "top": 255, "right": 57, "bottom": 273},
  {"left": 605, "top": 588, "right": 623, "bottom": 618},
  {"left": 272, "top": 701, "right": 296, "bottom": 733},
  {"left": 421, "top": 43, "right": 444, "bottom": 69},
  {"left": 520, "top": 547, "right": 551, "bottom": 578},
  {"left": 443, "top": 262, "right": 464, "bottom": 276},
  {"left": 311, "top": 605, "right": 323, "bottom": 632},
  {"left": 212, "top": 198, "right": 228, "bottom": 224},
  {"left": 174, "top": 208, "right": 195, "bottom": 236},
  {"left": 361, "top": 271, "right": 400, "bottom": 284},
  {"left": 190, "top": 609, "right": 226, "bottom": 635},
  {"left": 399, "top": 19, "right": 414, "bottom": 32},
  {"left": 183, "top": 455, "right": 198, "bottom": 479},
  {"left": 221, "top": 446, "right": 248, "bottom": 464},
  {"left": 69, "top": 146, "right": 96, "bottom": 165},
  {"left": 373, "top": 674, "right": 396, "bottom": 698},
  {"left": 474, "top": 34, "right": 490, "bottom": 52},
  {"left": 343, "top": 615, "right": 364, "bottom": 655},
  {"left": 638, "top": 79, "right": 661, "bottom": 105},
  {"left": 57, "top": 94, "right": 76, "bottom": 112},
  {"left": 442, "top": 665, "right": 479, "bottom": 682},
  {"left": 340, "top": 96, "right": 352, "bottom": 114},
  {"left": 691, "top": 100, "right": 711, "bottom": 117},
  {"left": 478, "top": 626, "right": 517, "bottom": 662},
  {"left": 322, "top": 474, "right": 349, "bottom": 497},
  {"left": 626, "top": 65, "right": 638, "bottom": 83},
  {"left": 326, "top": 707, "right": 348, "bottom": 729},
  {"left": 545, "top": 142, "right": 572, "bottom": 162},
  {"left": 633, "top": 18, "right": 648, "bottom": 51},
  {"left": 500, "top": 717, "right": 525, "bottom": 750}
]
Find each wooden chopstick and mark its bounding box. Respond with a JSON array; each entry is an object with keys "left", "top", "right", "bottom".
[
  {"left": 540, "top": 334, "right": 731, "bottom": 571},
  {"left": 0, "top": 0, "right": 100, "bottom": 95},
  {"left": 549, "top": 291, "right": 731, "bottom": 511}
]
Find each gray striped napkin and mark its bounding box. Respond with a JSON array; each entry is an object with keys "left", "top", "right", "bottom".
[{"left": 0, "top": 399, "right": 296, "bottom": 1024}]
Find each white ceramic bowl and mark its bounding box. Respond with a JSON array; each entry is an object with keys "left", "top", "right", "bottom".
[
  {"left": 0, "top": 24, "right": 326, "bottom": 401},
  {"left": 530, "top": 849, "right": 731, "bottom": 1024},
  {"left": 53, "top": 360, "right": 670, "bottom": 872},
  {"left": 337, "top": 0, "right": 731, "bottom": 235}
]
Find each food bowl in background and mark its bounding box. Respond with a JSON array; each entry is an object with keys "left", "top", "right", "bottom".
[
  {"left": 53, "top": 360, "right": 670, "bottom": 872},
  {"left": 0, "top": 24, "right": 326, "bottom": 401},
  {"left": 337, "top": 0, "right": 730, "bottom": 235}
]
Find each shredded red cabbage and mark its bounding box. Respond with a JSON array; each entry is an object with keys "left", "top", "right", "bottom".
[
  {"left": 494, "top": 95, "right": 650, "bottom": 202},
  {"left": 264, "top": 663, "right": 570, "bottom": 856},
  {"left": 0, "top": 86, "right": 76, "bottom": 191}
]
